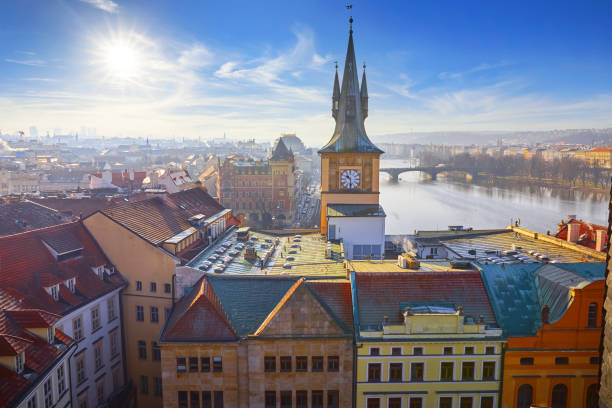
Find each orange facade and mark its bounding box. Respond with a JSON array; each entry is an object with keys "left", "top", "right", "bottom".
[{"left": 501, "top": 280, "right": 603, "bottom": 408}]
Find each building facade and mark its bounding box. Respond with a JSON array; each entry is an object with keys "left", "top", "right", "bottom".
[
  {"left": 218, "top": 138, "right": 296, "bottom": 226},
  {"left": 351, "top": 270, "right": 503, "bottom": 408},
  {"left": 83, "top": 187, "right": 233, "bottom": 408},
  {"left": 159, "top": 275, "right": 354, "bottom": 408}
]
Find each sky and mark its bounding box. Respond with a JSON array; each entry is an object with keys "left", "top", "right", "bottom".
[{"left": 1, "top": 0, "right": 612, "bottom": 146}]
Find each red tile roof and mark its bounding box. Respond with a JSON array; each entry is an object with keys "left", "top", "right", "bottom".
[
  {"left": 307, "top": 280, "right": 354, "bottom": 332},
  {"left": 353, "top": 271, "right": 497, "bottom": 328},
  {"left": 555, "top": 219, "right": 607, "bottom": 250},
  {"left": 91, "top": 171, "right": 147, "bottom": 190},
  {"left": 0, "top": 222, "right": 124, "bottom": 314},
  {"left": 0, "top": 200, "right": 68, "bottom": 237},
  {"left": 99, "top": 187, "right": 226, "bottom": 245},
  {"left": 0, "top": 365, "right": 29, "bottom": 406},
  {"left": 5, "top": 310, "right": 61, "bottom": 329}
]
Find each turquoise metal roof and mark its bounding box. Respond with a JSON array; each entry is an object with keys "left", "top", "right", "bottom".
[{"left": 479, "top": 262, "right": 605, "bottom": 337}]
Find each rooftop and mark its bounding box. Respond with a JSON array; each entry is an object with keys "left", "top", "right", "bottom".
[
  {"left": 327, "top": 204, "right": 385, "bottom": 217},
  {"left": 347, "top": 259, "right": 470, "bottom": 273}
]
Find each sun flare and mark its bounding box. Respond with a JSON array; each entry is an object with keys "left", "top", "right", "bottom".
[
  {"left": 103, "top": 43, "right": 139, "bottom": 80},
  {"left": 93, "top": 31, "right": 148, "bottom": 84}
]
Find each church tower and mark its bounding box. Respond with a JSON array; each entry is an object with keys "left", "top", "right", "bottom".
[{"left": 319, "top": 19, "right": 386, "bottom": 260}]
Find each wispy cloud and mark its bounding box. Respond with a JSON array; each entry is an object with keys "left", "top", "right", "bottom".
[
  {"left": 438, "top": 61, "right": 512, "bottom": 80},
  {"left": 4, "top": 58, "right": 46, "bottom": 67},
  {"left": 23, "top": 77, "right": 58, "bottom": 82},
  {"left": 78, "top": 0, "right": 118, "bottom": 13}
]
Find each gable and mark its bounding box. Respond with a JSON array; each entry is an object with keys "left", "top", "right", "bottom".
[{"left": 255, "top": 282, "right": 347, "bottom": 338}]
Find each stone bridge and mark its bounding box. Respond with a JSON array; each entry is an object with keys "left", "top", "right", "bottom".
[{"left": 379, "top": 166, "right": 476, "bottom": 181}]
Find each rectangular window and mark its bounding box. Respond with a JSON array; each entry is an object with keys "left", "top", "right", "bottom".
[
  {"left": 328, "top": 355, "right": 339, "bottom": 371},
  {"left": 443, "top": 347, "right": 453, "bottom": 355},
  {"left": 481, "top": 396, "right": 494, "bottom": 408},
  {"left": 57, "top": 364, "right": 66, "bottom": 395},
  {"left": 164, "top": 283, "right": 172, "bottom": 293},
  {"left": 296, "top": 390, "right": 307, "bottom": 408},
  {"left": 140, "top": 375, "right": 148, "bottom": 394},
  {"left": 72, "top": 316, "right": 84, "bottom": 341},
  {"left": 201, "top": 357, "right": 210, "bottom": 372},
  {"left": 280, "top": 356, "right": 292, "bottom": 372},
  {"left": 91, "top": 306, "right": 101, "bottom": 332},
  {"left": 265, "top": 356, "right": 277, "bottom": 373},
  {"left": 485, "top": 346, "right": 495, "bottom": 355},
  {"left": 464, "top": 346, "right": 474, "bottom": 355},
  {"left": 76, "top": 354, "right": 86, "bottom": 383},
  {"left": 520, "top": 357, "right": 534, "bottom": 365},
  {"left": 591, "top": 356, "right": 601, "bottom": 365},
  {"left": 94, "top": 341, "right": 103, "bottom": 370},
  {"left": 555, "top": 357, "right": 569, "bottom": 365},
  {"left": 312, "top": 391, "right": 323, "bottom": 408},
  {"left": 391, "top": 347, "right": 402, "bottom": 356},
  {"left": 327, "top": 390, "right": 339, "bottom": 408},
  {"left": 138, "top": 340, "right": 147, "bottom": 360},
  {"left": 459, "top": 396, "right": 473, "bottom": 408},
  {"left": 202, "top": 391, "right": 211, "bottom": 408},
  {"left": 150, "top": 307, "right": 159, "bottom": 323},
  {"left": 440, "top": 362, "right": 454, "bottom": 381},
  {"left": 107, "top": 296, "right": 117, "bottom": 321},
  {"left": 177, "top": 357, "right": 186, "bottom": 373},
  {"left": 112, "top": 365, "right": 121, "bottom": 391},
  {"left": 154, "top": 377, "right": 162, "bottom": 397},
  {"left": 213, "top": 356, "right": 222, "bottom": 372},
  {"left": 413, "top": 347, "right": 423, "bottom": 356},
  {"left": 409, "top": 398, "right": 423, "bottom": 408},
  {"left": 312, "top": 356, "right": 323, "bottom": 371},
  {"left": 370, "top": 347, "right": 380, "bottom": 356},
  {"left": 389, "top": 398, "right": 401, "bottom": 408},
  {"left": 265, "top": 391, "right": 276, "bottom": 408},
  {"left": 44, "top": 378, "right": 53, "bottom": 408},
  {"left": 368, "top": 363, "right": 381, "bottom": 382},
  {"left": 97, "top": 380, "right": 105, "bottom": 404},
  {"left": 190, "top": 391, "right": 200, "bottom": 408},
  {"left": 110, "top": 330, "right": 119, "bottom": 356},
  {"left": 179, "top": 391, "right": 188, "bottom": 408},
  {"left": 280, "top": 391, "right": 292, "bottom": 408},
  {"left": 482, "top": 361, "right": 496, "bottom": 380},
  {"left": 296, "top": 356, "right": 308, "bottom": 371},
  {"left": 189, "top": 357, "right": 198, "bottom": 372},
  {"left": 439, "top": 397, "right": 453, "bottom": 408},
  {"left": 213, "top": 391, "right": 223, "bottom": 408},
  {"left": 136, "top": 281, "right": 142, "bottom": 291},
  {"left": 151, "top": 341, "right": 161, "bottom": 361},
  {"left": 136, "top": 305, "right": 144, "bottom": 321},
  {"left": 390, "top": 363, "right": 403, "bottom": 382},
  {"left": 165, "top": 308, "right": 171, "bottom": 322},
  {"left": 410, "top": 362, "right": 424, "bottom": 382},
  {"left": 462, "top": 362, "right": 475, "bottom": 380},
  {"left": 367, "top": 398, "right": 380, "bottom": 408},
  {"left": 150, "top": 282, "right": 157, "bottom": 292},
  {"left": 27, "top": 395, "right": 37, "bottom": 408}
]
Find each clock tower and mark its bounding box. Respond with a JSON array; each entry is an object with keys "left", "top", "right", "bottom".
[{"left": 319, "top": 19, "right": 386, "bottom": 260}]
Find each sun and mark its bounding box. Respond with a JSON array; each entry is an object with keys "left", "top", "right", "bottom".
[{"left": 101, "top": 40, "right": 140, "bottom": 81}]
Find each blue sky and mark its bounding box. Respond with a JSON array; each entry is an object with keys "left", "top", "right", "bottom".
[{"left": 1, "top": 0, "right": 611, "bottom": 145}]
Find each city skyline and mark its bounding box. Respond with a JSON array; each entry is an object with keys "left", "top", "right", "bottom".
[{"left": 1, "top": 0, "right": 612, "bottom": 144}]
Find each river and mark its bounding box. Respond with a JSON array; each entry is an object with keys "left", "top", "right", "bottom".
[{"left": 379, "top": 159, "right": 609, "bottom": 234}]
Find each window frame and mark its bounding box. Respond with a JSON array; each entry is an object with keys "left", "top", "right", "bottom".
[
  {"left": 367, "top": 362, "right": 382, "bottom": 382},
  {"left": 389, "top": 362, "right": 403, "bottom": 383},
  {"left": 461, "top": 360, "right": 476, "bottom": 381},
  {"left": 409, "top": 361, "right": 425, "bottom": 382},
  {"left": 482, "top": 360, "right": 497, "bottom": 381},
  {"left": 440, "top": 361, "right": 455, "bottom": 381}
]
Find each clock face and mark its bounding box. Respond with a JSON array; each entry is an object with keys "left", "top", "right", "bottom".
[{"left": 341, "top": 169, "right": 361, "bottom": 189}]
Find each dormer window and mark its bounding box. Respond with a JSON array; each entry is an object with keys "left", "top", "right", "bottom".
[
  {"left": 47, "top": 327, "right": 55, "bottom": 343},
  {"left": 65, "top": 278, "right": 76, "bottom": 293},
  {"left": 15, "top": 351, "right": 25, "bottom": 373},
  {"left": 48, "top": 285, "right": 59, "bottom": 301}
]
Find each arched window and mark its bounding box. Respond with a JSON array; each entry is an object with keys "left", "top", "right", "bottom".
[
  {"left": 517, "top": 384, "right": 533, "bottom": 408},
  {"left": 588, "top": 302, "right": 598, "bottom": 327},
  {"left": 551, "top": 384, "right": 568, "bottom": 408},
  {"left": 586, "top": 384, "right": 599, "bottom": 408},
  {"left": 542, "top": 305, "right": 550, "bottom": 325}
]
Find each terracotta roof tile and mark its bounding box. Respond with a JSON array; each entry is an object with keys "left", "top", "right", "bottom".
[
  {"left": 0, "top": 201, "right": 66, "bottom": 237},
  {"left": 0, "top": 364, "right": 29, "bottom": 405},
  {"left": 353, "top": 271, "right": 497, "bottom": 328},
  {"left": 307, "top": 280, "right": 354, "bottom": 332}
]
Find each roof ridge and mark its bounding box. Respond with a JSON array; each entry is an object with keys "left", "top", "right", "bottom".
[{"left": 253, "top": 278, "right": 305, "bottom": 336}]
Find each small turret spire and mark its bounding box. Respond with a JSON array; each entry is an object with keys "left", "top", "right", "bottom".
[
  {"left": 332, "top": 61, "right": 340, "bottom": 120},
  {"left": 360, "top": 62, "right": 368, "bottom": 121}
]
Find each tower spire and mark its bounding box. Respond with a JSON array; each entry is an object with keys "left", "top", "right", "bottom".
[
  {"left": 319, "top": 17, "right": 382, "bottom": 154},
  {"left": 332, "top": 61, "right": 340, "bottom": 120},
  {"left": 360, "top": 62, "right": 368, "bottom": 121}
]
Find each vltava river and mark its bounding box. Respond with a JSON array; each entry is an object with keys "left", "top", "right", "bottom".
[{"left": 379, "top": 160, "right": 609, "bottom": 235}]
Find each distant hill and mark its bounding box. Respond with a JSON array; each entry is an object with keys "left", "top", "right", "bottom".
[{"left": 372, "top": 128, "right": 612, "bottom": 146}]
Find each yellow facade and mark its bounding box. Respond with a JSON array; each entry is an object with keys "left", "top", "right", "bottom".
[
  {"left": 356, "top": 312, "right": 504, "bottom": 408},
  {"left": 84, "top": 212, "right": 176, "bottom": 408}
]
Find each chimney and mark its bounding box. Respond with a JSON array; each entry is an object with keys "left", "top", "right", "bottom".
[
  {"left": 567, "top": 222, "right": 580, "bottom": 243},
  {"left": 596, "top": 229, "right": 608, "bottom": 252}
]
